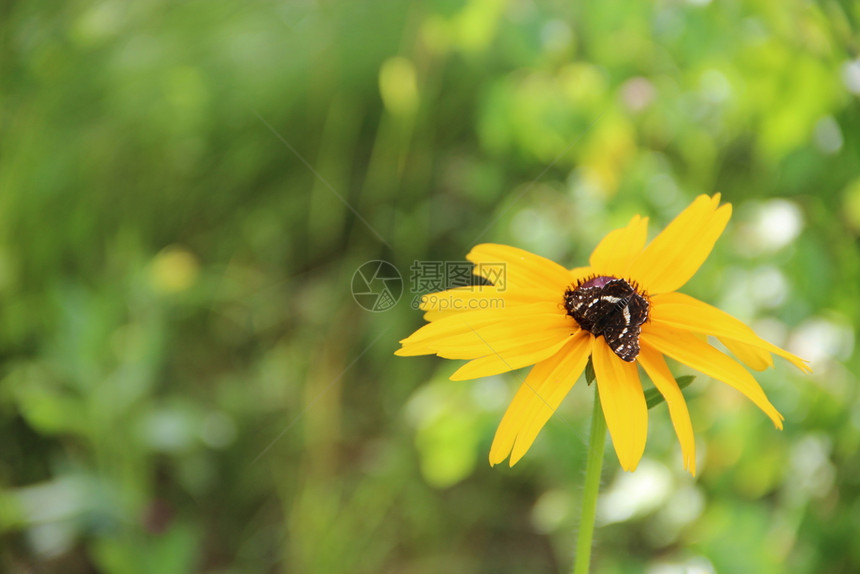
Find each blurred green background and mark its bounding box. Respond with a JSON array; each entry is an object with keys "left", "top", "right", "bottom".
[{"left": 2, "top": 0, "right": 859, "bottom": 572}]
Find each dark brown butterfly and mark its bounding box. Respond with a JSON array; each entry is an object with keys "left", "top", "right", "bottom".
[{"left": 564, "top": 278, "right": 649, "bottom": 362}]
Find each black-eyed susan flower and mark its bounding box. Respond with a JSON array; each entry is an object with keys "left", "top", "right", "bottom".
[{"left": 396, "top": 195, "right": 809, "bottom": 475}]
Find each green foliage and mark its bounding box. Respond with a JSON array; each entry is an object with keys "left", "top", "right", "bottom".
[{"left": 2, "top": 0, "right": 859, "bottom": 572}]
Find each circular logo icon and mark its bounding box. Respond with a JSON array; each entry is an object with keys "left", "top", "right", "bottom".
[{"left": 351, "top": 260, "right": 403, "bottom": 312}]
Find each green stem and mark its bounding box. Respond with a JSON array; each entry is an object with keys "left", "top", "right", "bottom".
[{"left": 573, "top": 386, "right": 606, "bottom": 574}]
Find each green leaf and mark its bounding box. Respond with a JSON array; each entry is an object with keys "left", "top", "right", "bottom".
[
  {"left": 585, "top": 357, "right": 595, "bottom": 385},
  {"left": 645, "top": 375, "right": 695, "bottom": 410}
]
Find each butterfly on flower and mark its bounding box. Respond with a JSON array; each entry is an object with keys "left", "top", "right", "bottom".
[{"left": 396, "top": 195, "right": 809, "bottom": 474}]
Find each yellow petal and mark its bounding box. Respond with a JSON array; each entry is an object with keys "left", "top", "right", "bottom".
[
  {"left": 398, "top": 306, "right": 572, "bottom": 365},
  {"left": 467, "top": 244, "right": 573, "bottom": 294},
  {"left": 489, "top": 331, "right": 592, "bottom": 466},
  {"left": 592, "top": 338, "right": 648, "bottom": 472},
  {"left": 638, "top": 344, "right": 696, "bottom": 475},
  {"left": 628, "top": 194, "right": 731, "bottom": 294},
  {"left": 449, "top": 327, "right": 571, "bottom": 380},
  {"left": 569, "top": 266, "right": 593, "bottom": 279},
  {"left": 589, "top": 215, "right": 649, "bottom": 277},
  {"left": 641, "top": 324, "right": 784, "bottom": 428},
  {"left": 509, "top": 332, "right": 591, "bottom": 464},
  {"left": 720, "top": 337, "right": 773, "bottom": 371},
  {"left": 650, "top": 291, "right": 810, "bottom": 372},
  {"left": 397, "top": 301, "right": 562, "bottom": 355},
  {"left": 436, "top": 315, "right": 571, "bottom": 360},
  {"left": 422, "top": 310, "right": 458, "bottom": 322}
]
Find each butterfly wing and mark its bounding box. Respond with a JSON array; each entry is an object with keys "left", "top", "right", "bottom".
[
  {"left": 568, "top": 286, "right": 614, "bottom": 332},
  {"left": 566, "top": 278, "right": 649, "bottom": 362},
  {"left": 589, "top": 280, "right": 634, "bottom": 334},
  {"left": 602, "top": 288, "right": 649, "bottom": 362}
]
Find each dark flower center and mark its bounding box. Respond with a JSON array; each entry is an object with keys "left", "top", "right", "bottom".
[{"left": 563, "top": 276, "right": 649, "bottom": 362}]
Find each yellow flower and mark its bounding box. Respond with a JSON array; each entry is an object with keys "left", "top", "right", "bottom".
[{"left": 396, "top": 195, "right": 809, "bottom": 475}]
